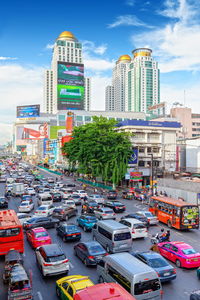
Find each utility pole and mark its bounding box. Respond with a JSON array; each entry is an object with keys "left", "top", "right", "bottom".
[{"left": 149, "top": 153, "right": 154, "bottom": 195}]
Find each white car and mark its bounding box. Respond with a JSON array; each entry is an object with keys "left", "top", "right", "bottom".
[
  {"left": 120, "top": 218, "right": 148, "bottom": 239},
  {"left": 18, "top": 201, "right": 34, "bottom": 213},
  {"left": 137, "top": 211, "right": 159, "bottom": 225},
  {"left": 88, "top": 194, "right": 105, "bottom": 204},
  {"left": 35, "top": 244, "right": 69, "bottom": 277},
  {"left": 60, "top": 190, "right": 72, "bottom": 200},
  {"left": 17, "top": 213, "right": 31, "bottom": 224},
  {"left": 26, "top": 187, "right": 36, "bottom": 195},
  {"left": 34, "top": 204, "right": 55, "bottom": 217},
  {"left": 62, "top": 199, "right": 76, "bottom": 208},
  {"left": 73, "top": 190, "right": 88, "bottom": 198}
]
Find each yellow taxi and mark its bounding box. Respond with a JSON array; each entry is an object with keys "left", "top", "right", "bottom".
[{"left": 56, "top": 275, "right": 94, "bottom": 299}]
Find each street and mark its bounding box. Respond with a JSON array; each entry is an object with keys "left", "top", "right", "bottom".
[{"left": 0, "top": 168, "right": 199, "bottom": 300}]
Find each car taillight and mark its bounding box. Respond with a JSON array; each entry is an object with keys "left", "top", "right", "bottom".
[
  {"left": 172, "top": 269, "right": 176, "bottom": 274},
  {"left": 43, "top": 262, "right": 53, "bottom": 266},
  {"left": 104, "top": 253, "right": 109, "bottom": 256},
  {"left": 63, "top": 259, "right": 69, "bottom": 263},
  {"left": 156, "top": 272, "right": 160, "bottom": 277},
  {"left": 102, "top": 214, "right": 106, "bottom": 216},
  {"left": 60, "top": 210, "right": 65, "bottom": 214},
  {"left": 132, "top": 230, "right": 135, "bottom": 233},
  {"left": 88, "top": 256, "right": 94, "bottom": 260}
]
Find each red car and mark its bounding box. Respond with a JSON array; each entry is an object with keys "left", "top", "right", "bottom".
[
  {"left": 158, "top": 241, "right": 200, "bottom": 268},
  {"left": 26, "top": 227, "right": 52, "bottom": 249}
]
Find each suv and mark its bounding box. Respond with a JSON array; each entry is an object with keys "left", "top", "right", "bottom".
[
  {"left": 94, "top": 207, "right": 115, "bottom": 220},
  {"left": 35, "top": 244, "right": 69, "bottom": 277},
  {"left": 107, "top": 190, "right": 117, "bottom": 200},
  {"left": 52, "top": 206, "right": 77, "bottom": 221}
]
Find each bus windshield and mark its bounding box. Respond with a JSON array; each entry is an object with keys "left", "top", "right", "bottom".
[{"left": 181, "top": 206, "right": 199, "bottom": 226}]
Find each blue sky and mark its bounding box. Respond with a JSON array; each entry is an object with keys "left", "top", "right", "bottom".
[{"left": 0, "top": 0, "right": 200, "bottom": 143}]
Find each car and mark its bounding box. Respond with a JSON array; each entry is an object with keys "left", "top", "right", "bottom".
[
  {"left": 47, "top": 177, "right": 54, "bottom": 183},
  {"left": 17, "top": 213, "right": 31, "bottom": 224},
  {"left": 60, "top": 190, "right": 72, "bottom": 200},
  {"left": 55, "top": 182, "right": 64, "bottom": 188},
  {"left": 158, "top": 241, "right": 200, "bottom": 268},
  {"left": 77, "top": 215, "right": 97, "bottom": 231},
  {"left": 82, "top": 201, "right": 99, "bottom": 214},
  {"left": 120, "top": 218, "right": 148, "bottom": 239},
  {"left": 62, "top": 199, "right": 76, "bottom": 208},
  {"left": 137, "top": 211, "right": 158, "bottom": 225},
  {"left": 190, "top": 290, "right": 200, "bottom": 300},
  {"left": 88, "top": 194, "right": 105, "bottom": 204},
  {"left": 20, "top": 195, "right": 33, "bottom": 203},
  {"left": 56, "top": 275, "right": 94, "bottom": 300},
  {"left": 26, "top": 227, "right": 52, "bottom": 249},
  {"left": 132, "top": 251, "right": 176, "bottom": 282},
  {"left": 35, "top": 244, "right": 69, "bottom": 277},
  {"left": 107, "top": 190, "right": 117, "bottom": 200},
  {"left": 68, "top": 194, "right": 82, "bottom": 205},
  {"left": 74, "top": 241, "right": 108, "bottom": 266},
  {"left": 0, "top": 175, "right": 7, "bottom": 182},
  {"left": 121, "top": 213, "right": 149, "bottom": 227},
  {"left": 66, "top": 183, "right": 76, "bottom": 187},
  {"left": 52, "top": 206, "right": 77, "bottom": 221},
  {"left": 94, "top": 207, "right": 115, "bottom": 220},
  {"left": 51, "top": 192, "right": 62, "bottom": 202},
  {"left": 34, "top": 204, "right": 55, "bottom": 217},
  {"left": 23, "top": 216, "right": 60, "bottom": 230},
  {"left": 104, "top": 201, "right": 126, "bottom": 213},
  {"left": 0, "top": 197, "right": 8, "bottom": 208},
  {"left": 18, "top": 201, "right": 34, "bottom": 213},
  {"left": 57, "top": 223, "right": 81, "bottom": 242},
  {"left": 74, "top": 190, "right": 88, "bottom": 199},
  {"left": 26, "top": 187, "right": 36, "bottom": 195}
]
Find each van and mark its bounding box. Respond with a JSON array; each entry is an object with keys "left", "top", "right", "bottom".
[
  {"left": 38, "top": 193, "right": 53, "bottom": 206},
  {"left": 97, "top": 253, "right": 162, "bottom": 300},
  {"left": 74, "top": 282, "right": 137, "bottom": 300},
  {"left": 92, "top": 220, "right": 132, "bottom": 253}
]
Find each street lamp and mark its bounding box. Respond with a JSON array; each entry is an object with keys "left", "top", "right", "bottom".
[{"left": 149, "top": 154, "right": 154, "bottom": 195}]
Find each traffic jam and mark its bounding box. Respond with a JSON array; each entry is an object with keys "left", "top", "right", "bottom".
[{"left": 0, "top": 159, "right": 200, "bottom": 300}]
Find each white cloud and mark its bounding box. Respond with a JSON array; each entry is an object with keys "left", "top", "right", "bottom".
[
  {"left": 84, "top": 55, "right": 114, "bottom": 72},
  {"left": 90, "top": 76, "right": 111, "bottom": 110},
  {"left": 0, "top": 123, "right": 12, "bottom": 145},
  {"left": 126, "top": 0, "right": 135, "bottom": 6},
  {"left": 108, "top": 15, "right": 154, "bottom": 29},
  {"left": 0, "top": 57, "right": 17, "bottom": 61},
  {"left": 0, "top": 64, "right": 43, "bottom": 143},
  {"left": 131, "top": 0, "right": 200, "bottom": 72},
  {"left": 45, "top": 43, "right": 54, "bottom": 50},
  {"left": 82, "top": 40, "right": 107, "bottom": 55}
]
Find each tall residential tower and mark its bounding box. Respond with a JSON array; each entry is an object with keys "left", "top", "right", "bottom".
[{"left": 44, "top": 31, "right": 91, "bottom": 114}]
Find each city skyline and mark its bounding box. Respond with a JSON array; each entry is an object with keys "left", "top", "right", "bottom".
[{"left": 0, "top": 0, "right": 200, "bottom": 143}]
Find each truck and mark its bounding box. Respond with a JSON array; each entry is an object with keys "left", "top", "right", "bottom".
[{"left": 12, "top": 183, "right": 25, "bottom": 197}]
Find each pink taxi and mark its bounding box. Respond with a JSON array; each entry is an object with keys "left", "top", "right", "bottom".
[
  {"left": 157, "top": 241, "right": 200, "bottom": 268},
  {"left": 26, "top": 227, "right": 52, "bottom": 249}
]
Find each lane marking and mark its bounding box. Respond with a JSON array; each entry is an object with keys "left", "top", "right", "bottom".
[
  {"left": 69, "top": 262, "right": 74, "bottom": 269},
  {"left": 37, "top": 291, "right": 43, "bottom": 300}
]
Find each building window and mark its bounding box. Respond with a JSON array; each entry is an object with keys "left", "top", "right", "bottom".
[
  {"left": 138, "top": 161, "right": 145, "bottom": 167},
  {"left": 84, "top": 116, "right": 91, "bottom": 122},
  {"left": 139, "top": 147, "right": 145, "bottom": 153},
  {"left": 76, "top": 116, "right": 83, "bottom": 121},
  {"left": 147, "top": 147, "right": 152, "bottom": 153}
]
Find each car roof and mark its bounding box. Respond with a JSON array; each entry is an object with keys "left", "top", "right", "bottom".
[
  {"left": 82, "top": 241, "right": 101, "bottom": 247},
  {"left": 123, "top": 218, "right": 143, "bottom": 224},
  {"left": 166, "top": 241, "right": 192, "bottom": 249},
  {"left": 57, "top": 275, "right": 93, "bottom": 290},
  {"left": 42, "top": 244, "right": 63, "bottom": 255},
  {"left": 136, "top": 251, "right": 163, "bottom": 260},
  {"left": 32, "top": 227, "right": 46, "bottom": 233}
]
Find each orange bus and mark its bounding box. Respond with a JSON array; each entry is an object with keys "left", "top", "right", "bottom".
[
  {"left": 0, "top": 210, "right": 24, "bottom": 255},
  {"left": 149, "top": 196, "right": 199, "bottom": 230}
]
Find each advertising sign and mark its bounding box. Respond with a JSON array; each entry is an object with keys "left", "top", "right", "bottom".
[
  {"left": 129, "top": 148, "right": 138, "bottom": 164},
  {"left": 16, "top": 123, "right": 48, "bottom": 141},
  {"left": 17, "top": 105, "right": 40, "bottom": 118},
  {"left": 57, "top": 62, "right": 84, "bottom": 110},
  {"left": 50, "top": 126, "right": 66, "bottom": 139},
  {"left": 130, "top": 172, "right": 143, "bottom": 181}
]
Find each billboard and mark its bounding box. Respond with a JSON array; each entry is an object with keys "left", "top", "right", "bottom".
[
  {"left": 16, "top": 123, "right": 48, "bottom": 142},
  {"left": 57, "top": 62, "right": 84, "bottom": 110},
  {"left": 50, "top": 126, "right": 66, "bottom": 139},
  {"left": 128, "top": 148, "right": 138, "bottom": 164},
  {"left": 17, "top": 105, "right": 40, "bottom": 118}
]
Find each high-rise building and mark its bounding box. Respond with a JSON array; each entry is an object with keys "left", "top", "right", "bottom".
[
  {"left": 105, "top": 48, "right": 160, "bottom": 114},
  {"left": 44, "top": 31, "right": 91, "bottom": 114}
]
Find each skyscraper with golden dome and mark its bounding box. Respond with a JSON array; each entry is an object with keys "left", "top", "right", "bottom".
[{"left": 44, "top": 31, "right": 91, "bottom": 113}]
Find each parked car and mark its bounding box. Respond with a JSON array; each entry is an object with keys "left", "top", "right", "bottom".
[
  {"left": 34, "top": 204, "right": 55, "bottom": 217},
  {"left": 120, "top": 218, "right": 148, "bottom": 239},
  {"left": 51, "top": 192, "right": 62, "bottom": 202},
  {"left": 190, "top": 291, "right": 200, "bottom": 300},
  {"left": 74, "top": 241, "right": 108, "bottom": 266},
  {"left": 52, "top": 206, "right": 77, "bottom": 221},
  {"left": 121, "top": 213, "right": 149, "bottom": 228},
  {"left": 132, "top": 251, "right": 176, "bottom": 282},
  {"left": 26, "top": 227, "right": 52, "bottom": 248},
  {"left": 57, "top": 223, "right": 81, "bottom": 242},
  {"left": 107, "top": 190, "right": 117, "bottom": 200},
  {"left": 17, "top": 213, "right": 31, "bottom": 224},
  {"left": 18, "top": 201, "right": 34, "bottom": 213},
  {"left": 0, "top": 197, "right": 8, "bottom": 208},
  {"left": 23, "top": 216, "right": 60, "bottom": 230},
  {"left": 94, "top": 207, "right": 115, "bottom": 220},
  {"left": 137, "top": 211, "right": 158, "bottom": 225},
  {"left": 104, "top": 201, "right": 126, "bottom": 213},
  {"left": 56, "top": 275, "right": 94, "bottom": 299},
  {"left": 88, "top": 194, "right": 105, "bottom": 204},
  {"left": 158, "top": 241, "right": 200, "bottom": 268},
  {"left": 77, "top": 215, "right": 97, "bottom": 231},
  {"left": 35, "top": 244, "right": 69, "bottom": 277}
]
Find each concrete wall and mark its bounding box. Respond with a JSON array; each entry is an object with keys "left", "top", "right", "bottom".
[{"left": 157, "top": 178, "right": 200, "bottom": 205}]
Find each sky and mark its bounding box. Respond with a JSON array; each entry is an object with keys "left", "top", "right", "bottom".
[{"left": 1, "top": 0, "right": 200, "bottom": 144}]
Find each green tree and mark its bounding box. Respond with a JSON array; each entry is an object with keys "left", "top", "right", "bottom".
[{"left": 62, "top": 116, "right": 132, "bottom": 188}]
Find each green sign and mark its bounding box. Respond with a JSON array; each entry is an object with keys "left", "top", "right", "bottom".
[{"left": 50, "top": 126, "right": 66, "bottom": 139}]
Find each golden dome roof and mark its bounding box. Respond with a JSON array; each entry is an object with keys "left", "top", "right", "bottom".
[
  {"left": 118, "top": 54, "right": 131, "bottom": 62},
  {"left": 57, "top": 31, "right": 77, "bottom": 41}
]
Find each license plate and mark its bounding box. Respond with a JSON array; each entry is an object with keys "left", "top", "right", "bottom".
[
  {"left": 188, "top": 226, "right": 192, "bottom": 228},
  {"left": 40, "top": 240, "right": 46, "bottom": 243},
  {"left": 72, "top": 235, "right": 76, "bottom": 237},
  {"left": 164, "top": 272, "right": 170, "bottom": 276},
  {"left": 193, "top": 259, "right": 198, "bottom": 261},
  {"left": 120, "top": 244, "right": 127, "bottom": 248}
]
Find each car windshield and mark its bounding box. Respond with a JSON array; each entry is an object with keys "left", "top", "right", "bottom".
[
  {"left": 66, "top": 225, "right": 77, "bottom": 232},
  {"left": 134, "top": 279, "right": 161, "bottom": 295},
  {"left": 88, "top": 245, "right": 105, "bottom": 255},
  {"left": 114, "top": 232, "right": 131, "bottom": 241},
  {"left": 53, "top": 193, "right": 60, "bottom": 196},
  {"left": 134, "top": 224, "right": 145, "bottom": 229},
  {"left": 27, "top": 218, "right": 37, "bottom": 223},
  {"left": 113, "top": 202, "right": 122, "bottom": 205},
  {"left": 47, "top": 254, "right": 66, "bottom": 262},
  {"left": 38, "top": 207, "right": 47, "bottom": 210},
  {"left": 182, "top": 248, "right": 197, "bottom": 255},
  {"left": 148, "top": 258, "right": 168, "bottom": 268},
  {"left": 20, "top": 202, "right": 29, "bottom": 206},
  {"left": 86, "top": 217, "right": 96, "bottom": 222},
  {"left": 143, "top": 212, "right": 153, "bottom": 217},
  {"left": 72, "top": 195, "right": 80, "bottom": 199},
  {"left": 35, "top": 232, "right": 48, "bottom": 238}
]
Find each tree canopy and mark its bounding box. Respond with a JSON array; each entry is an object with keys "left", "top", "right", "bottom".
[{"left": 62, "top": 116, "right": 132, "bottom": 187}]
